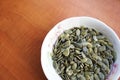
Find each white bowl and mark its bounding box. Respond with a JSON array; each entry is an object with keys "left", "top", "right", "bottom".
[{"left": 41, "top": 17, "right": 120, "bottom": 80}]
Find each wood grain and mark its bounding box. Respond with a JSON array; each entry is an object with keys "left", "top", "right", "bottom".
[{"left": 0, "top": 0, "right": 120, "bottom": 80}]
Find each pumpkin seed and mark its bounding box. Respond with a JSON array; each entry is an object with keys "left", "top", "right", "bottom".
[
  {"left": 98, "top": 72, "right": 105, "bottom": 80},
  {"left": 52, "top": 26, "right": 116, "bottom": 80},
  {"left": 81, "top": 58, "right": 88, "bottom": 63},
  {"left": 94, "top": 74, "right": 100, "bottom": 80},
  {"left": 63, "top": 48, "right": 69, "bottom": 57},
  {"left": 76, "top": 29, "right": 80, "bottom": 36},
  {"left": 72, "top": 62, "right": 77, "bottom": 70},
  {"left": 77, "top": 74, "right": 86, "bottom": 80},
  {"left": 71, "top": 75, "right": 77, "bottom": 80},
  {"left": 93, "top": 36, "right": 98, "bottom": 41},
  {"left": 98, "top": 46, "right": 106, "bottom": 51},
  {"left": 67, "top": 70, "right": 73, "bottom": 76}
]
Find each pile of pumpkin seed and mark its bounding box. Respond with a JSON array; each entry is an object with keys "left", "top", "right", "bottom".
[{"left": 51, "top": 26, "right": 116, "bottom": 80}]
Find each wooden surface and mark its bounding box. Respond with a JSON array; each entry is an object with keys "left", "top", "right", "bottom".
[{"left": 0, "top": 0, "right": 120, "bottom": 80}]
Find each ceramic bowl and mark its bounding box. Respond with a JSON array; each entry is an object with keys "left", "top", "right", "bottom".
[{"left": 41, "top": 17, "right": 120, "bottom": 80}]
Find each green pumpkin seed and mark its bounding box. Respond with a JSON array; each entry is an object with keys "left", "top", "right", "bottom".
[
  {"left": 52, "top": 26, "right": 116, "bottom": 80},
  {"left": 81, "top": 58, "right": 88, "bottom": 63},
  {"left": 98, "top": 72, "right": 105, "bottom": 80},
  {"left": 93, "top": 36, "right": 98, "bottom": 41},
  {"left": 76, "top": 29, "right": 80, "bottom": 36},
  {"left": 103, "top": 59, "right": 109, "bottom": 67},
  {"left": 98, "top": 46, "right": 106, "bottom": 51},
  {"left": 72, "top": 62, "right": 77, "bottom": 70},
  {"left": 67, "top": 70, "right": 73, "bottom": 76},
  {"left": 77, "top": 74, "right": 86, "bottom": 80},
  {"left": 63, "top": 48, "right": 69, "bottom": 57},
  {"left": 71, "top": 75, "right": 77, "bottom": 80},
  {"left": 94, "top": 74, "right": 100, "bottom": 80},
  {"left": 75, "top": 50, "right": 81, "bottom": 54}
]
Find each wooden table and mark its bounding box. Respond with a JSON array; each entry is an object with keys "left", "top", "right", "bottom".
[{"left": 0, "top": 0, "right": 120, "bottom": 80}]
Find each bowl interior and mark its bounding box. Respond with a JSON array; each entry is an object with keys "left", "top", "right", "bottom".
[{"left": 41, "top": 17, "right": 120, "bottom": 80}]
